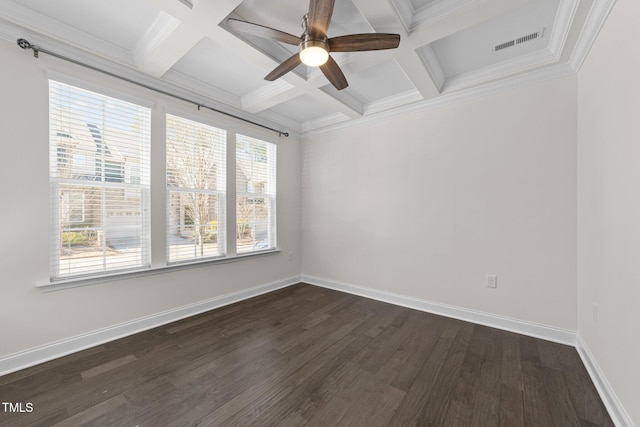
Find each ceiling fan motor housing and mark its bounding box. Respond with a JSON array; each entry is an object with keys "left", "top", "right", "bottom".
[{"left": 299, "top": 35, "right": 329, "bottom": 66}]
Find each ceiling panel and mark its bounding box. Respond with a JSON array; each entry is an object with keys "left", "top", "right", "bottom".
[
  {"left": 265, "top": 94, "right": 338, "bottom": 124},
  {"left": 426, "top": 0, "right": 560, "bottom": 79},
  {"left": 340, "top": 59, "right": 415, "bottom": 104},
  {"left": 170, "top": 36, "right": 273, "bottom": 96}
]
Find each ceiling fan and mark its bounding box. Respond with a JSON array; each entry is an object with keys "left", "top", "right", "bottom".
[{"left": 227, "top": 0, "right": 400, "bottom": 90}]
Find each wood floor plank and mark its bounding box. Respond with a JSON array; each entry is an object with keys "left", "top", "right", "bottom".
[
  {"left": 415, "top": 321, "right": 474, "bottom": 426},
  {"left": 386, "top": 319, "right": 465, "bottom": 426},
  {"left": 79, "top": 354, "right": 137, "bottom": 379},
  {"left": 498, "top": 384, "right": 525, "bottom": 427},
  {"left": 51, "top": 395, "right": 128, "bottom": 427},
  {"left": 0, "top": 283, "right": 614, "bottom": 426}
]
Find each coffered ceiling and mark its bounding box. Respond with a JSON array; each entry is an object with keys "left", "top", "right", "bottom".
[{"left": 0, "top": 0, "right": 614, "bottom": 137}]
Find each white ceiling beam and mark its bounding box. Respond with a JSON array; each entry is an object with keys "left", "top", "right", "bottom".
[
  {"left": 350, "top": 0, "right": 437, "bottom": 99},
  {"left": 242, "top": 80, "right": 306, "bottom": 113},
  {"left": 140, "top": 0, "right": 244, "bottom": 77},
  {"left": 243, "top": 70, "right": 363, "bottom": 119},
  {"left": 394, "top": 49, "right": 440, "bottom": 99}
]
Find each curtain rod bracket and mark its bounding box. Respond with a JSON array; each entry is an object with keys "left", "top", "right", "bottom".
[{"left": 15, "top": 38, "right": 290, "bottom": 137}]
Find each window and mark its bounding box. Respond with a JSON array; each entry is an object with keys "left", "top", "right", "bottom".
[
  {"left": 236, "top": 134, "right": 276, "bottom": 253},
  {"left": 49, "top": 80, "right": 151, "bottom": 280},
  {"left": 48, "top": 80, "right": 279, "bottom": 285},
  {"left": 166, "top": 114, "right": 226, "bottom": 263}
]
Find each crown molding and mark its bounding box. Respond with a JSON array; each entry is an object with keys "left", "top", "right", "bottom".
[
  {"left": 411, "top": 0, "right": 477, "bottom": 32},
  {"left": 302, "top": 62, "right": 575, "bottom": 138},
  {"left": 241, "top": 79, "right": 295, "bottom": 112},
  {"left": 569, "top": 0, "right": 617, "bottom": 71},
  {"left": 442, "top": 48, "right": 559, "bottom": 93},
  {"left": 389, "top": 0, "right": 414, "bottom": 33},
  {"left": 390, "top": 0, "right": 476, "bottom": 33},
  {"left": 549, "top": 0, "right": 580, "bottom": 57},
  {"left": 163, "top": 68, "right": 241, "bottom": 108},
  {"left": 0, "top": 1, "right": 133, "bottom": 65},
  {"left": 363, "top": 89, "right": 423, "bottom": 115},
  {"left": 302, "top": 112, "right": 350, "bottom": 134}
]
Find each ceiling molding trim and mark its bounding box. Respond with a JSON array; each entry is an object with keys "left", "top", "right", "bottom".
[
  {"left": 363, "top": 89, "right": 423, "bottom": 115},
  {"left": 442, "top": 48, "right": 558, "bottom": 93},
  {"left": 255, "top": 110, "right": 302, "bottom": 137},
  {"left": 240, "top": 79, "right": 295, "bottom": 111},
  {"left": 302, "top": 62, "right": 575, "bottom": 138},
  {"left": 569, "top": 0, "right": 617, "bottom": 71},
  {"left": 411, "top": 0, "right": 477, "bottom": 32},
  {"left": 389, "top": 0, "right": 476, "bottom": 33},
  {"left": 318, "top": 87, "right": 364, "bottom": 116},
  {"left": 162, "top": 69, "right": 240, "bottom": 108},
  {"left": 0, "top": 4, "right": 134, "bottom": 65},
  {"left": 417, "top": 45, "right": 445, "bottom": 92},
  {"left": 388, "top": 0, "right": 414, "bottom": 33},
  {"left": 549, "top": 0, "right": 580, "bottom": 57},
  {"left": 301, "top": 112, "right": 350, "bottom": 134}
]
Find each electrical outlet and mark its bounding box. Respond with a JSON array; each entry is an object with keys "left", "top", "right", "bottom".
[
  {"left": 486, "top": 275, "right": 497, "bottom": 288},
  {"left": 593, "top": 303, "right": 598, "bottom": 322}
]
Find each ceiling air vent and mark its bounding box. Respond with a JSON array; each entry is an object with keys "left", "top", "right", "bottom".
[{"left": 493, "top": 30, "right": 542, "bottom": 52}]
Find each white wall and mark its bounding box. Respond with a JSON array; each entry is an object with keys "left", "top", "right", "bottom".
[
  {"left": 0, "top": 39, "right": 301, "bottom": 358},
  {"left": 578, "top": 0, "right": 640, "bottom": 424},
  {"left": 302, "top": 75, "right": 578, "bottom": 330}
]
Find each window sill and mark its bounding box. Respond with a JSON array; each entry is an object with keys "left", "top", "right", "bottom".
[{"left": 37, "top": 249, "right": 281, "bottom": 293}]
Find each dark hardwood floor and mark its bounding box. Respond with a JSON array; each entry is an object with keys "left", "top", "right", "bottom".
[{"left": 0, "top": 283, "right": 613, "bottom": 426}]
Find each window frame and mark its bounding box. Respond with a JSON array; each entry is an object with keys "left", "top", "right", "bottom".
[
  {"left": 42, "top": 77, "right": 280, "bottom": 290},
  {"left": 235, "top": 132, "right": 277, "bottom": 255},
  {"left": 165, "top": 112, "right": 228, "bottom": 264},
  {"left": 48, "top": 78, "right": 152, "bottom": 281}
]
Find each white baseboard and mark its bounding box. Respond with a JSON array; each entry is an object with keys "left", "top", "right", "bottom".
[
  {"left": 0, "top": 276, "right": 301, "bottom": 377},
  {"left": 576, "top": 335, "right": 635, "bottom": 427},
  {"left": 302, "top": 275, "right": 576, "bottom": 346}
]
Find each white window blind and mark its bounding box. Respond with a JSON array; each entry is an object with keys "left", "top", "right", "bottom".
[
  {"left": 166, "top": 114, "right": 226, "bottom": 263},
  {"left": 236, "top": 134, "right": 276, "bottom": 253},
  {"left": 49, "top": 80, "right": 151, "bottom": 280}
]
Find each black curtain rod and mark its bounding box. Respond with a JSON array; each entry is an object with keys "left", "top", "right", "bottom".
[{"left": 16, "top": 38, "right": 290, "bottom": 137}]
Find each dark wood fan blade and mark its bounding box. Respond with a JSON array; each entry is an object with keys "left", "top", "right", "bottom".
[
  {"left": 320, "top": 55, "right": 348, "bottom": 90},
  {"left": 227, "top": 18, "right": 302, "bottom": 45},
  {"left": 328, "top": 33, "right": 401, "bottom": 52},
  {"left": 265, "top": 53, "right": 302, "bottom": 81},
  {"left": 308, "top": 0, "right": 335, "bottom": 39}
]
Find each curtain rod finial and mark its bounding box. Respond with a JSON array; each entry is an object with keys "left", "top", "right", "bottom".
[
  {"left": 17, "top": 38, "right": 31, "bottom": 50},
  {"left": 17, "top": 38, "right": 38, "bottom": 57}
]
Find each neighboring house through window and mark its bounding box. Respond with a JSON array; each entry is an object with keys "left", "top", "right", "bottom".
[{"left": 49, "top": 80, "right": 151, "bottom": 280}]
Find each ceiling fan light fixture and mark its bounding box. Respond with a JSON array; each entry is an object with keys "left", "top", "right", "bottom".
[{"left": 299, "top": 39, "right": 329, "bottom": 66}]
